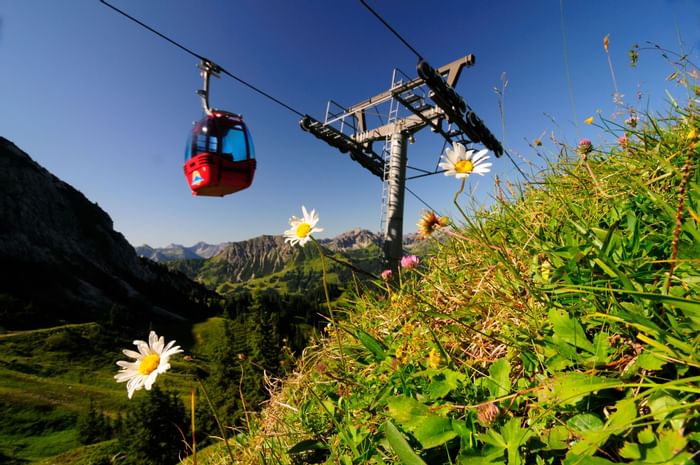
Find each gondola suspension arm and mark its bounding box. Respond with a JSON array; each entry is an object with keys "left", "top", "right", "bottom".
[{"left": 197, "top": 60, "right": 221, "bottom": 115}]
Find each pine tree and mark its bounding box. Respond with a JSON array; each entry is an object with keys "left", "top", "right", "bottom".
[
  {"left": 196, "top": 317, "right": 249, "bottom": 441},
  {"left": 77, "top": 399, "right": 111, "bottom": 445},
  {"left": 118, "top": 386, "right": 187, "bottom": 465}
]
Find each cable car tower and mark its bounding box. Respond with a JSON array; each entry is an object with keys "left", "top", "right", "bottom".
[{"left": 300, "top": 55, "right": 504, "bottom": 270}]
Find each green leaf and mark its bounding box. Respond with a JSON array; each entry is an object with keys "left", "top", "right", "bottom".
[
  {"left": 566, "top": 413, "right": 610, "bottom": 456},
  {"left": 413, "top": 416, "right": 458, "bottom": 449},
  {"left": 638, "top": 427, "right": 655, "bottom": 444},
  {"left": 426, "top": 369, "right": 462, "bottom": 399},
  {"left": 622, "top": 428, "right": 688, "bottom": 464},
  {"left": 566, "top": 413, "right": 603, "bottom": 433},
  {"left": 478, "top": 428, "right": 507, "bottom": 449},
  {"left": 457, "top": 446, "right": 505, "bottom": 465},
  {"left": 486, "top": 358, "right": 511, "bottom": 399},
  {"left": 542, "top": 425, "right": 569, "bottom": 450},
  {"left": 500, "top": 418, "right": 533, "bottom": 465},
  {"left": 591, "top": 331, "right": 611, "bottom": 364},
  {"left": 384, "top": 420, "right": 428, "bottom": 465},
  {"left": 549, "top": 309, "right": 596, "bottom": 353},
  {"left": 287, "top": 439, "right": 328, "bottom": 454},
  {"left": 636, "top": 351, "right": 667, "bottom": 371},
  {"left": 537, "top": 373, "right": 619, "bottom": 406},
  {"left": 648, "top": 395, "right": 683, "bottom": 430},
  {"left": 386, "top": 396, "right": 456, "bottom": 449},
  {"left": 606, "top": 397, "right": 637, "bottom": 432},
  {"left": 387, "top": 396, "right": 430, "bottom": 426},
  {"left": 451, "top": 418, "right": 472, "bottom": 440},
  {"left": 619, "top": 441, "right": 642, "bottom": 460},
  {"left": 356, "top": 330, "right": 386, "bottom": 361}
]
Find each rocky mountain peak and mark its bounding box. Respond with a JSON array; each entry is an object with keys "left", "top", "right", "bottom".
[{"left": 0, "top": 137, "right": 216, "bottom": 329}]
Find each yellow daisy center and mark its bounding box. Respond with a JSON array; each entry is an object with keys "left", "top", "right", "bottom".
[
  {"left": 138, "top": 353, "right": 160, "bottom": 375},
  {"left": 296, "top": 223, "right": 312, "bottom": 238},
  {"left": 454, "top": 159, "right": 474, "bottom": 174}
]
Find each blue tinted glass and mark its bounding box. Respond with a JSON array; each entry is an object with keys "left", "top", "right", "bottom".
[
  {"left": 184, "top": 133, "right": 193, "bottom": 161},
  {"left": 221, "top": 125, "right": 249, "bottom": 162},
  {"left": 194, "top": 134, "right": 217, "bottom": 154},
  {"left": 246, "top": 126, "right": 255, "bottom": 160}
]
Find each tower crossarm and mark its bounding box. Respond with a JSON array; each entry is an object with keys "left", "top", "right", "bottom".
[
  {"left": 323, "top": 54, "right": 475, "bottom": 135},
  {"left": 299, "top": 115, "right": 385, "bottom": 178},
  {"left": 352, "top": 106, "right": 446, "bottom": 144},
  {"left": 344, "top": 54, "right": 474, "bottom": 116}
]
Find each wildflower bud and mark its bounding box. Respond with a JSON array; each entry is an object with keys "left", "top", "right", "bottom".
[
  {"left": 618, "top": 135, "right": 628, "bottom": 148},
  {"left": 400, "top": 255, "right": 420, "bottom": 270},
  {"left": 381, "top": 269, "right": 393, "bottom": 280},
  {"left": 476, "top": 402, "right": 500, "bottom": 426},
  {"left": 688, "top": 127, "right": 698, "bottom": 142},
  {"left": 584, "top": 116, "right": 594, "bottom": 125},
  {"left": 625, "top": 116, "right": 638, "bottom": 128},
  {"left": 577, "top": 139, "right": 593, "bottom": 157}
]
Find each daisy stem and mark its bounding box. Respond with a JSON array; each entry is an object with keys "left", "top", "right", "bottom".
[
  {"left": 191, "top": 386, "right": 197, "bottom": 465},
  {"left": 312, "top": 238, "right": 347, "bottom": 371},
  {"left": 453, "top": 178, "right": 470, "bottom": 222}
]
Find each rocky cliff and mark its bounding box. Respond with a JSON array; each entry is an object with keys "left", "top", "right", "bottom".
[{"left": 0, "top": 137, "right": 217, "bottom": 329}]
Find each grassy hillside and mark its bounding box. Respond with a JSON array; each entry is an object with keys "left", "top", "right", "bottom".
[
  {"left": 214, "top": 244, "right": 384, "bottom": 296},
  {"left": 189, "top": 97, "right": 699, "bottom": 464},
  {"left": 0, "top": 323, "right": 123, "bottom": 463},
  {"left": 0, "top": 321, "right": 209, "bottom": 464}
]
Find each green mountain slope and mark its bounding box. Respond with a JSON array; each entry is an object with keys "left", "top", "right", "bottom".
[{"left": 164, "top": 235, "right": 387, "bottom": 296}]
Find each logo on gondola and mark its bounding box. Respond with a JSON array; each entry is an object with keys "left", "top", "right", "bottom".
[{"left": 191, "top": 170, "right": 204, "bottom": 186}]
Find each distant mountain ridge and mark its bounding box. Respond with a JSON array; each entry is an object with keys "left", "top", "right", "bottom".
[
  {"left": 136, "top": 241, "right": 230, "bottom": 261},
  {"left": 0, "top": 137, "right": 217, "bottom": 329},
  {"left": 147, "top": 228, "right": 430, "bottom": 296},
  {"left": 137, "top": 227, "right": 419, "bottom": 263}
]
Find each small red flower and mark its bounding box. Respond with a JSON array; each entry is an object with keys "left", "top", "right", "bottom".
[
  {"left": 577, "top": 139, "right": 593, "bottom": 156},
  {"left": 400, "top": 255, "right": 420, "bottom": 270}
]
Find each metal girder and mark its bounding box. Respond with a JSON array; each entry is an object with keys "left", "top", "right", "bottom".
[
  {"left": 338, "top": 54, "right": 474, "bottom": 120},
  {"left": 352, "top": 106, "right": 446, "bottom": 143},
  {"left": 299, "top": 115, "right": 384, "bottom": 178}
]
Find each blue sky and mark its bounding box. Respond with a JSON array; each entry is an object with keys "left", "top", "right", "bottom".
[{"left": 2, "top": 0, "right": 699, "bottom": 247}]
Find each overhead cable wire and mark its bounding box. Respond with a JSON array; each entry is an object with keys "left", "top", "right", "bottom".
[
  {"left": 359, "top": 0, "right": 424, "bottom": 61},
  {"left": 99, "top": 0, "right": 305, "bottom": 118},
  {"left": 407, "top": 170, "right": 446, "bottom": 181},
  {"left": 406, "top": 186, "right": 439, "bottom": 214}
]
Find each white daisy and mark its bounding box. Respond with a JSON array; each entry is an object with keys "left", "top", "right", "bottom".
[
  {"left": 438, "top": 142, "right": 492, "bottom": 179},
  {"left": 284, "top": 206, "right": 323, "bottom": 247},
  {"left": 114, "top": 331, "right": 183, "bottom": 399}
]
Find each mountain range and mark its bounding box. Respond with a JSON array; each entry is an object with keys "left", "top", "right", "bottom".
[
  {"left": 136, "top": 228, "right": 429, "bottom": 295},
  {"left": 136, "top": 228, "right": 411, "bottom": 263}
]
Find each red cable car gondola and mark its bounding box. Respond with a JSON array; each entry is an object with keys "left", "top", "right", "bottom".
[
  {"left": 184, "top": 111, "right": 256, "bottom": 196},
  {"left": 183, "top": 61, "right": 256, "bottom": 196}
]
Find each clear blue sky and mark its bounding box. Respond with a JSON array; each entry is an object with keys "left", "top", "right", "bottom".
[{"left": 2, "top": 1, "right": 699, "bottom": 247}]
